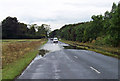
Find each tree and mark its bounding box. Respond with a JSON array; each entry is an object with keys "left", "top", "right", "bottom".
[
  {"left": 91, "top": 15, "right": 103, "bottom": 39},
  {"left": 49, "top": 2, "right": 119, "bottom": 47},
  {"left": 111, "top": 3, "right": 117, "bottom": 13},
  {"left": 106, "top": 2, "right": 120, "bottom": 46},
  {"left": 2, "top": 16, "right": 19, "bottom": 38},
  {"left": 49, "top": 29, "right": 59, "bottom": 38},
  {"left": 2, "top": 16, "right": 51, "bottom": 39},
  {"left": 17, "top": 23, "right": 29, "bottom": 38},
  {"left": 28, "top": 25, "right": 36, "bottom": 38},
  {"left": 76, "top": 25, "right": 84, "bottom": 42}
]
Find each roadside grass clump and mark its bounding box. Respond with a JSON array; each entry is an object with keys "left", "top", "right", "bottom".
[{"left": 2, "top": 39, "right": 47, "bottom": 80}]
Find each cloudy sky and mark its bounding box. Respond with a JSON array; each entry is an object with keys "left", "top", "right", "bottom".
[{"left": 0, "top": 0, "right": 119, "bottom": 30}]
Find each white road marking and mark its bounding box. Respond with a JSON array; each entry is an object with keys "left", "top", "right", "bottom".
[
  {"left": 53, "top": 61, "right": 60, "bottom": 79},
  {"left": 55, "top": 75, "right": 60, "bottom": 79},
  {"left": 90, "top": 67, "right": 101, "bottom": 74},
  {"left": 74, "top": 56, "right": 78, "bottom": 58}
]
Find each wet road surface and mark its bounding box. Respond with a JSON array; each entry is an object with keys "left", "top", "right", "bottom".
[{"left": 18, "top": 40, "right": 118, "bottom": 79}]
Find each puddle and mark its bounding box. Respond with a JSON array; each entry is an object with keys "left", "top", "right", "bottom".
[
  {"left": 34, "top": 55, "right": 42, "bottom": 60},
  {"left": 39, "top": 49, "right": 49, "bottom": 57},
  {"left": 63, "top": 45, "right": 87, "bottom": 50},
  {"left": 40, "top": 43, "right": 62, "bottom": 52}
]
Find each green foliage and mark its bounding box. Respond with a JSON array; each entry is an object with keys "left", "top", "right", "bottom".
[
  {"left": 76, "top": 25, "right": 84, "bottom": 42},
  {"left": 91, "top": 15, "right": 104, "bottom": 38},
  {"left": 82, "top": 22, "right": 93, "bottom": 42},
  {"left": 2, "top": 17, "right": 50, "bottom": 39},
  {"left": 49, "top": 29, "right": 60, "bottom": 38},
  {"left": 2, "top": 17, "right": 19, "bottom": 38},
  {"left": 2, "top": 50, "right": 38, "bottom": 79},
  {"left": 50, "top": 2, "right": 120, "bottom": 47},
  {"left": 104, "top": 2, "right": 120, "bottom": 46}
]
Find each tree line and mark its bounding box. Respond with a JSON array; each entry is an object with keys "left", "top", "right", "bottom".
[
  {"left": 2, "top": 16, "right": 50, "bottom": 39},
  {"left": 50, "top": 2, "right": 120, "bottom": 47}
]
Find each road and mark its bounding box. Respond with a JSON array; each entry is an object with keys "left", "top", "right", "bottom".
[{"left": 17, "top": 39, "right": 119, "bottom": 80}]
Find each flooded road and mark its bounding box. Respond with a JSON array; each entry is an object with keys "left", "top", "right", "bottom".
[{"left": 17, "top": 39, "right": 118, "bottom": 80}]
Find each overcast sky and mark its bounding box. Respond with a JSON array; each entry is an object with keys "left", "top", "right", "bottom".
[{"left": 0, "top": 0, "right": 119, "bottom": 30}]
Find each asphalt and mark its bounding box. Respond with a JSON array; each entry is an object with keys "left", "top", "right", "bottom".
[{"left": 17, "top": 40, "right": 119, "bottom": 80}]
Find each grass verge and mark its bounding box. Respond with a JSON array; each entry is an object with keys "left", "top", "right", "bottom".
[
  {"left": 60, "top": 39, "right": 120, "bottom": 59},
  {"left": 2, "top": 39, "right": 48, "bottom": 81},
  {"left": 2, "top": 50, "right": 38, "bottom": 80}
]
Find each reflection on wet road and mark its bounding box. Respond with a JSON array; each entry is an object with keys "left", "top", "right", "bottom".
[
  {"left": 39, "top": 40, "right": 68, "bottom": 52},
  {"left": 18, "top": 39, "right": 118, "bottom": 79}
]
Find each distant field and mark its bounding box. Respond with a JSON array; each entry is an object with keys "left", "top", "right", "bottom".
[
  {"left": 2, "top": 39, "right": 47, "bottom": 80},
  {"left": 2, "top": 39, "right": 43, "bottom": 44}
]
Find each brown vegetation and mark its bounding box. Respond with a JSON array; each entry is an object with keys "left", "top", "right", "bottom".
[{"left": 2, "top": 39, "right": 46, "bottom": 68}]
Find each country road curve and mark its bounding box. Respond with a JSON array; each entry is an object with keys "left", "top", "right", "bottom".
[{"left": 16, "top": 39, "right": 119, "bottom": 81}]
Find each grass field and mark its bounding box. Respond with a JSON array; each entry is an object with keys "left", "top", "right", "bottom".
[
  {"left": 2, "top": 39, "right": 47, "bottom": 80},
  {"left": 60, "top": 40, "right": 120, "bottom": 59}
]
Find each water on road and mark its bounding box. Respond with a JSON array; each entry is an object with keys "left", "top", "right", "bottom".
[{"left": 17, "top": 39, "right": 119, "bottom": 80}]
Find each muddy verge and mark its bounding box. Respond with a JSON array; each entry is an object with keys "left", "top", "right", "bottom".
[
  {"left": 63, "top": 43, "right": 94, "bottom": 50},
  {"left": 65, "top": 43, "right": 119, "bottom": 55},
  {"left": 63, "top": 45, "right": 87, "bottom": 50}
]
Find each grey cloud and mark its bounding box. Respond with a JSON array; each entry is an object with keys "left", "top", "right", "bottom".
[{"left": 0, "top": 0, "right": 119, "bottom": 30}]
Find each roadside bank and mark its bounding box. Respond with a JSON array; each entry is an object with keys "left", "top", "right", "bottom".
[{"left": 60, "top": 40, "right": 120, "bottom": 59}]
